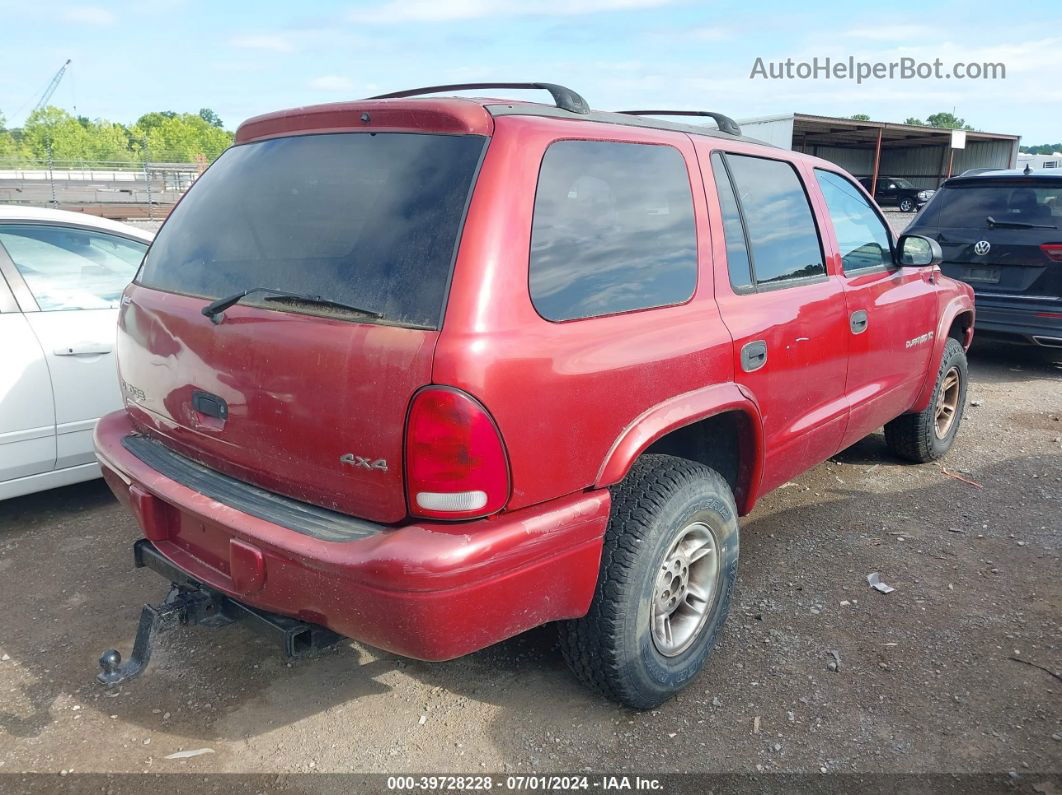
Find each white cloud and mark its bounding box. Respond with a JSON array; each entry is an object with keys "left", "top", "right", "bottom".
[
  {"left": 684, "top": 26, "right": 728, "bottom": 42},
  {"left": 843, "top": 24, "right": 935, "bottom": 40},
  {"left": 230, "top": 33, "right": 295, "bottom": 53},
  {"left": 63, "top": 6, "right": 116, "bottom": 26},
  {"left": 350, "top": 0, "right": 675, "bottom": 23},
  {"left": 309, "top": 75, "right": 355, "bottom": 91}
]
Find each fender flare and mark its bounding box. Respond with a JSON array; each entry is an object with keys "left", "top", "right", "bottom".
[
  {"left": 594, "top": 382, "right": 765, "bottom": 514},
  {"left": 910, "top": 293, "right": 975, "bottom": 413}
]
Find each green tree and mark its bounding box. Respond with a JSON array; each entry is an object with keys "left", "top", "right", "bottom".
[
  {"left": 1020, "top": 143, "right": 1062, "bottom": 155},
  {"left": 0, "top": 111, "right": 18, "bottom": 160},
  {"left": 20, "top": 106, "right": 95, "bottom": 163},
  {"left": 198, "top": 108, "right": 224, "bottom": 128},
  {"left": 925, "top": 111, "right": 974, "bottom": 130},
  {"left": 850, "top": 113, "right": 871, "bottom": 121},
  {"left": 20, "top": 106, "right": 140, "bottom": 164},
  {"left": 134, "top": 112, "right": 232, "bottom": 161},
  {"left": 904, "top": 117, "right": 925, "bottom": 126}
]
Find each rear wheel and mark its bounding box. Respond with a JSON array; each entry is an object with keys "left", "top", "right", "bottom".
[
  {"left": 885, "top": 337, "right": 968, "bottom": 462},
  {"left": 558, "top": 454, "right": 739, "bottom": 709}
]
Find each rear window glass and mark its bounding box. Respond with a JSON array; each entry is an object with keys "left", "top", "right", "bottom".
[
  {"left": 935, "top": 183, "right": 1062, "bottom": 228},
  {"left": 138, "top": 132, "right": 486, "bottom": 329},
  {"left": 529, "top": 140, "right": 697, "bottom": 322}
]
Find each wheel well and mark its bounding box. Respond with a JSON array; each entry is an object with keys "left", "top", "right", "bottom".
[
  {"left": 948, "top": 311, "right": 974, "bottom": 349},
  {"left": 642, "top": 410, "right": 754, "bottom": 513}
]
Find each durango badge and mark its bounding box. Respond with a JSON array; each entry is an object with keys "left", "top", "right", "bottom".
[{"left": 905, "top": 331, "right": 935, "bottom": 349}]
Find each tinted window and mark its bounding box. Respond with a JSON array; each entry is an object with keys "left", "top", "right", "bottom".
[
  {"left": 934, "top": 183, "right": 1062, "bottom": 228},
  {"left": 0, "top": 224, "right": 146, "bottom": 311},
  {"left": 723, "top": 154, "right": 824, "bottom": 285},
  {"left": 139, "top": 132, "right": 486, "bottom": 329},
  {"left": 529, "top": 141, "right": 697, "bottom": 321},
  {"left": 815, "top": 170, "right": 892, "bottom": 272},
  {"left": 710, "top": 153, "right": 753, "bottom": 290}
]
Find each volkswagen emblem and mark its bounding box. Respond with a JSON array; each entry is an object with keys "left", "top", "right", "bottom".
[{"left": 973, "top": 240, "right": 991, "bottom": 256}]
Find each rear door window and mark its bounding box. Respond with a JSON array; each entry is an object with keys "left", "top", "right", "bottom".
[
  {"left": 529, "top": 140, "right": 697, "bottom": 322},
  {"left": 718, "top": 153, "right": 825, "bottom": 287},
  {"left": 138, "top": 132, "right": 486, "bottom": 329}
]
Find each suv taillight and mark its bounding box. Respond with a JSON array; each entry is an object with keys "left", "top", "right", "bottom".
[
  {"left": 405, "top": 387, "right": 510, "bottom": 520},
  {"left": 1041, "top": 244, "right": 1062, "bottom": 263}
]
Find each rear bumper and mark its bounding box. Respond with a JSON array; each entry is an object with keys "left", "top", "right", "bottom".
[
  {"left": 95, "top": 410, "right": 609, "bottom": 661},
  {"left": 972, "top": 298, "right": 1062, "bottom": 345}
]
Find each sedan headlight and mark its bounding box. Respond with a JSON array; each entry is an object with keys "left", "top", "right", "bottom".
[{"left": 917, "top": 189, "right": 934, "bottom": 200}]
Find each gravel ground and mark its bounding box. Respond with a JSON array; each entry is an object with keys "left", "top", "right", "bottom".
[{"left": 0, "top": 341, "right": 1059, "bottom": 786}]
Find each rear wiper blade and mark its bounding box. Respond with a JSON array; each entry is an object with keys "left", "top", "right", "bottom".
[
  {"left": 986, "top": 215, "right": 1057, "bottom": 230},
  {"left": 202, "top": 287, "right": 382, "bottom": 323}
]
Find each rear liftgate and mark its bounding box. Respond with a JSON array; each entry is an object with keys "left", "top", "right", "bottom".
[{"left": 96, "top": 539, "right": 340, "bottom": 686}]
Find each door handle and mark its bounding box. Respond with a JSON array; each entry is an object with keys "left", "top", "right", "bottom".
[
  {"left": 54, "top": 343, "right": 112, "bottom": 356},
  {"left": 850, "top": 310, "right": 869, "bottom": 335},
  {"left": 740, "top": 340, "right": 768, "bottom": 372}
]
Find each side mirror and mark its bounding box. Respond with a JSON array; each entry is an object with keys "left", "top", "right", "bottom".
[{"left": 896, "top": 234, "right": 943, "bottom": 267}]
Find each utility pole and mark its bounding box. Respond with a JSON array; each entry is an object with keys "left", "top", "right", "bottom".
[
  {"left": 142, "top": 138, "right": 153, "bottom": 221},
  {"left": 47, "top": 141, "right": 57, "bottom": 207}
]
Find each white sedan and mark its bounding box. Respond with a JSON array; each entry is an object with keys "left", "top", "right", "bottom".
[{"left": 0, "top": 205, "right": 153, "bottom": 500}]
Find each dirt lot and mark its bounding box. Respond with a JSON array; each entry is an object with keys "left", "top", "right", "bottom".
[{"left": 0, "top": 340, "right": 1059, "bottom": 786}]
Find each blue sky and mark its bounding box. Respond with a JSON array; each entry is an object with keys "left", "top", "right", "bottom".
[{"left": 2, "top": 0, "right": 1060, "bottom": 142}]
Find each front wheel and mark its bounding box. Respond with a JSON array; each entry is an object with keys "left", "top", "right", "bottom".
[
  {"left": 558, "top": 455, "right": 739, "bottom": 709},
  {"left": 899, "top": 198, "right": 915, "bottom": 212},
  {"left": 885, "top": 337, "right": 968, "bottom": 462}
]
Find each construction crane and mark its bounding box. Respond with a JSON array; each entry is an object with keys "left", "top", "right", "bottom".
[{"left": 33, "top": 59, "right": 71, "bottom": 113}]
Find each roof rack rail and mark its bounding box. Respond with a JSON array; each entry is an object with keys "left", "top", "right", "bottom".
[
  {"left": 617, "top": 110, "right": 741, "bottom": 137},
  {"left": 369, "top": 82, "right": 590, "bottom": 115}
]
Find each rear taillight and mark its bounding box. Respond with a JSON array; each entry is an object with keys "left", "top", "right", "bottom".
[
  {"left": 1042, "top": 244, "right": 1062, "bottom": 263},
  {"left": 405, "top": 387, "right": 510, "bottom": 520}
]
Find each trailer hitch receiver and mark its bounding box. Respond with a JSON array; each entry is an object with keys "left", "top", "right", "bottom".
[{"left": 97, "top": 539, "right": 341, "bottom": 686}]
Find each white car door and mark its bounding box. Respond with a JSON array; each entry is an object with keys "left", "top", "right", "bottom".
[
  {"left": 0, "top": 223, "right": 148, "bottom": 469},
  {"left": 0, "top": 273, "right": 56, "bottom": 482}
]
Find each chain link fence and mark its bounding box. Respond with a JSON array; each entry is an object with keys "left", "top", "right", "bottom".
[{"left": 0, "top": 157, "right": 204, "bottom": 220}]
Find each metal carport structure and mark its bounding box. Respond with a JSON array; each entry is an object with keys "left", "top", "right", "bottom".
[{"left": 738, "top": 113, "right": 1021, "bottom": 192}]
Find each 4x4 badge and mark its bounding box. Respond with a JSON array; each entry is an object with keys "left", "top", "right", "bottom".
[
  {"left": 339, "top": 453, "right": 388, "bottom": 472},
  {"left": 973, "top": 240, "right": 991, "bottom": 255}
]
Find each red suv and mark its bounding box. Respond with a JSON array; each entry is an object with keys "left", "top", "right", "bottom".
[{"left": 95, "top": 83, "right": 974, "bottom": 708}]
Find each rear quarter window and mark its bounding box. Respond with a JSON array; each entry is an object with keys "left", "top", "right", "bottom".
[{"left": 528, "top": 140, "right": 697, "bottom": 322}]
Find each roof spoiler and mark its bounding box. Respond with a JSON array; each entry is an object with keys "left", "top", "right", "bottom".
[
  {"left": 617, "top": 110, "right": 741, "bottom": 137},
  {"left": 369, "top": 82, "right": 591, "bottom": 115}
]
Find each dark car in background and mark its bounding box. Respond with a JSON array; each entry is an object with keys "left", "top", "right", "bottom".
[
  {"left": 907, "top": 170, "right": 1062, "bottom": 348},
  {"left": 858, "top": 176, "right": 935, "bottom": 212}
]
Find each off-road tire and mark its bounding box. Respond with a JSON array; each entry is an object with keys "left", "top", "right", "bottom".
[
  {"left": 558, "top": 454, "right": 739, "bottom": 709},
  {"left": 885, "top": 337, "right": 968, "bottom": 462}
]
